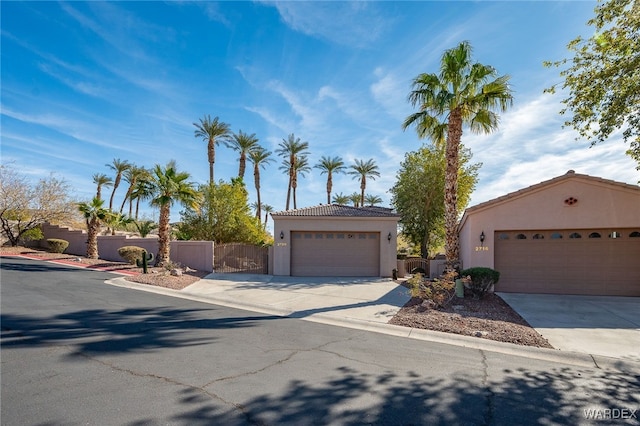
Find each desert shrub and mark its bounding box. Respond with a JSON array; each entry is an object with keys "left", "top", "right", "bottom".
[
  {"left": 20, "top": 227, "right": 44, "bottom": 246},
  {"left": 46, "top": 238, "right": 69, "bottom": 253},
  {"left": 118, "top": 246, "right": 146, "bottom": 265},
  {"left": 460, "top": 267, "right": 500, "bottom": 299},
  {"left": 407, "top": 271, "right": 456, "bottom": 309}
]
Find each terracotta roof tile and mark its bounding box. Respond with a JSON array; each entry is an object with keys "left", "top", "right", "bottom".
[{"left": 271, "top": 204, "right": 400, "bottom": 218}]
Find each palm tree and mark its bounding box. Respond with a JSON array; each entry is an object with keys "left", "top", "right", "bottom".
[
  {"left": 348, "top": 158, "right": 380, "bottom": 207},
  {"left": 261, "top": 204, "right": 274, "bottom": 230},
  {"left": 106, "top": 158, "right": 131, "bottom": 211},
  {"left": 77, "top": 197, "right": 111, "bottom": 259},
  {"left": 364, "top": 194, "right": 383, "bottom": 206},
  {"left": 315, "top": 156, "right": 346, "bottom": 204},
  {"left": 403, "top": 41, "right": 513, "bottom": 271},
  {"left": 247, "top": 146, "right": 274, "bottom": 222},
  {"left": 149, "top": 160, "right": 201, "bottom": 265},
  {"left": 332, "top": 192, "right": 350, "bottom": 205},
  {"left": 130, "top": 173, "right": 154, "bottom": 220},
  {"left": 134, "top": 220, "right": 158, "bottom": 238},
  {"left": 193, "top": 115, "right": 232, "bottom": 184},
  {"left": 106, "top": 212, "right": 134, "bottom": 236},
  {"left": 290, "top": 155, "right": 310, "bottom": 210},
  {"left": 275, "top": 133, "right": 309, "bottom": 210},
  {"left": 119, "top": 166, "right": 148, "bottom": 215},
  {"left": 92, "top": 173, "right": 113, "bottom": 201},
  {"left": 227, "top": 130, "right": 260, "bottom": 180},
  {"left": 348, "top": 192, "right": 361, "bottom": 207}
]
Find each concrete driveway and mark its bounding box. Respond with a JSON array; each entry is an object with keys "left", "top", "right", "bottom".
[{"left": 497, "top": 293, "right": 640, "bottom": 362}]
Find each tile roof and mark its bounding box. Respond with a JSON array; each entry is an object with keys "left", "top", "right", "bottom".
[{"left": 271, "top": 204, "right": 400, "bottom": 218}]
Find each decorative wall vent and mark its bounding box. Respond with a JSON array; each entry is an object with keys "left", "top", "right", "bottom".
[{"left": 564, "top": 196, "right": 578, "bottom": 205}]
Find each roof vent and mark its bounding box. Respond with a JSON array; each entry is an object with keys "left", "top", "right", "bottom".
[{"left": 567, "top": 170, "right": 575, "bottom": 174}]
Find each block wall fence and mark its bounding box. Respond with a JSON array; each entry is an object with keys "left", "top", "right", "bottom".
[{"left": 39, "top": 223, "right": 214, "bottom": 272}]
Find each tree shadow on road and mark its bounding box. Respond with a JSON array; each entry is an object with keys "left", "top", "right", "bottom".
[
  {"left": 1, "top": 307, "right": 282, "bottom": 357},
  {"left": 160, "top": 363, "right": 640, "bottom": 425}
]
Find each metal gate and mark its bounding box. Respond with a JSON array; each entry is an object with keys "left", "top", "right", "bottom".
[{"left": 214, "top": 243, "right": 269, "bottom": 274}]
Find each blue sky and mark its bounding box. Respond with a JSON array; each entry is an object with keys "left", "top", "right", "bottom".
[{"left": 2, "top": 1, "right": 639, "bottom": 226}]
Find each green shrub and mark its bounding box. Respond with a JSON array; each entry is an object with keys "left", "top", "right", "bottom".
[
  {"left": 460, "top": 267, "right": 500, "bottom": 299},
  {"left": 118, "top": 246, "right": 146, "bottom": 265},
  {"left": 46, "top": 238, "right": 69, "bottom": 254},
  {"left": 407, "top": 271, "right": 456, "bottom": 308}
]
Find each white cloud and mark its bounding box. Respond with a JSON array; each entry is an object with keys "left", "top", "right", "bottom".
[
  {"left": 261, "top": 1, "right": 390, "bottom": 47},
  {"left": 370, "top": 67, "right": 411, "bottom": 122}
]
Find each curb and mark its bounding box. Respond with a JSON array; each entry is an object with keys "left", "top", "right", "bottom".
[
  {"left": 105, "top": 277, "right": 640, "bottom": 374},
  {"left": 1, "top": 254, "right": 139, "bottom": 276}
]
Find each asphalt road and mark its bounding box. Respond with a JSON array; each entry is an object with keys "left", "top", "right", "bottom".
[{"left": 1, "top": 257, "right": 639, "bottom": 425}]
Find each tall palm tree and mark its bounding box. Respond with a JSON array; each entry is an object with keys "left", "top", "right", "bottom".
[
  {"left": 106, "top": 158, "right": 131, "bottom": 211},
  {"left": 348, "top": 158, "right": 380, "bottom": 207},
  {"left": 247, "top": 146, "right": 274, "bottom": 222},
  {"left": 227, "top": 130, "right": 260, "bottom": 180},
  {"left": 332, "top": 192, "right": 350, "bottom": 205},
  {"left": 193, "top": 115, "right": 232, "bottom": 184},
  {"left": 315, "top": 155, "right": 346, "bottom": 204},
  {"left": 275, "top": 133, "right": 309, "bottom": 210},
  {"left": 77, "top": 197, "right": 111, "bottom": 259},
  {"left": 130, "top": 172, "right": 154, "bottom": 220},
  {"left": 290, "top": 155, "right": 310, "bottom": 210},
  {"left": 149, "top": 160, "right": 201, "bottom": 265},
  {"left": 262, "top": 204, "right": 274, "bottom": 230},
  {"left": 92, "top": 173, "right": 113, "bottom": 201},
  {"left": 403, "top": 41, "right": 513, "bottom": 271},
  {"left": 364, "top": 194, "right": 383, "bottom": 206},
  {"left": 119, "top": 166, "right": 147, "bottom": 215}
]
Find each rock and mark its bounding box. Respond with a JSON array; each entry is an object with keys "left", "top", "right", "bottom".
[
  {"left": 170, "top": 268, "right": 182, "bottom": 277},
  {"left": 474, "top": 331, "right": 489, "bottom": 337}
]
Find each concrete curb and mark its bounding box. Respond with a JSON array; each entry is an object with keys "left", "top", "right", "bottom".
[{"left": 105, "top": 277, "right": 640, "bottom": 374}]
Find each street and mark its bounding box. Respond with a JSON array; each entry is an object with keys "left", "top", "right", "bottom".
[{"left": 1, "top": 257, "right": 638, "bottom": 425}]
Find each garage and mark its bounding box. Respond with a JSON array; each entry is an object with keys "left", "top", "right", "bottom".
[
  {"left": 291, "top": 231, "right": 380, "bottom": 276},
  {"left": 271, "top": 204, "right": 400, "bottom": 277},
  {"left": 495, "top": 229, "right": 640, "bottom": 295},
  {"left": 458, "top": 171, "right": 640, "bottom": 296}
]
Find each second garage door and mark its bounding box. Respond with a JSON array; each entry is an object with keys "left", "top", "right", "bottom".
[
  {"left": 494, "top": 229, "right": 640, "bottom": 296},
  {"left": 291, "top": 231, "right": 380, "bottom": 276}
]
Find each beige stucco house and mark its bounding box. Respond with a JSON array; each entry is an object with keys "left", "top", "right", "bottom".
[
  {"left": 459, "top": 171, "right": 640, "bottom": 296},
  {"left": 271, "top": 204, "right": 400, "bottom": 277}
]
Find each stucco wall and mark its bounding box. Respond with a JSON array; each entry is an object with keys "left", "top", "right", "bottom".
[
  {"left": 272, "top": 216, "right": 399, "bottom": 277},
  {"left": 40, "top": 223, "right": 214, "bottom": 272},
  {"left": 459, "top": 176, "right": 640, "bottom": 270}
]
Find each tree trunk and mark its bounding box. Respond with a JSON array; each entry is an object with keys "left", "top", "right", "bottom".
[
  {"left": 208, "top": 138, "right": 215, "bottom": 184},
  {"left": 360, "top": 177, "right": 366, "bottom": 207},
  {"left": 444, "top": 108, "right": 463, "bottom": 272},
  {"left": 157, "top": 204, "right": 171, "bottom": 265},
  {"left": 239, "top": 153, "right": 246, "bottom": 179},
  {"left": 254, "top": 166, "right": 261, "bottom": 220},
  {"left": 326, "top": 173, "right": 332, "bottom": 204},
  {"left": 86, "top": 218, "right": 99, "bottom": 259}
]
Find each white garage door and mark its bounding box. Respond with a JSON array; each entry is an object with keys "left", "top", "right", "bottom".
[
  {"left": 495, "top": 229, "right": 640, "bottom": 296},
  {"left": 291, "top": 231, "right": 380, "bottom": 276}
]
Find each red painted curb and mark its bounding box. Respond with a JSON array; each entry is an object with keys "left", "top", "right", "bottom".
[{"left": 0, "top": 253, "right": 140, "bottom": 276}]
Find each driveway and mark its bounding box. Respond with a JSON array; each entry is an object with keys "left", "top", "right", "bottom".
[{"left": 497, "top": 293, "right": 640, "bottom": 362}]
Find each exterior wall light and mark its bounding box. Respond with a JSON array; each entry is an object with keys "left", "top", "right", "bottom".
[
  {"left": 480, "top": 231, "right": 485, "bottom": 245},
  {"left": 280, "top": 231, "right": 284, "bottom": 240},
  {"left": 387, "top": 232, "right": 392, "bottom": 243}
]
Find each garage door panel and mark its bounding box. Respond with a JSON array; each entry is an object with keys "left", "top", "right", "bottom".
[
  {"left": 291, "top": 232, "right": 379, "bottom": 276},
  {"left": 495, "top": 229, "right": 640, "bottom": 296}
]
